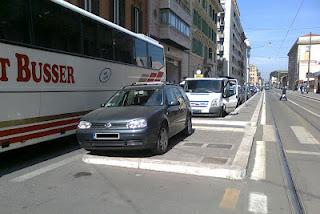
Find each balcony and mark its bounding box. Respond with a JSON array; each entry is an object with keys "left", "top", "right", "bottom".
[
  {"left": 160, "top": 0, "right": 192, "bottom": 26},
  {"left": 159, "top": 26, "right": 191, "bottom": 50}
]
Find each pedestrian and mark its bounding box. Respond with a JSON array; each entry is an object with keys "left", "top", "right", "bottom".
[
  {"left": 300, "top": 85, "right": 304, "bottom": 94},
  {"left": 280, "top": 86, "right": 287, "bottom": 101}
]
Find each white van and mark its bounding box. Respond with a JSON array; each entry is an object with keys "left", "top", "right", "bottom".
[{"left": 182, "top": 77, "right": 238, "bottom": 116}]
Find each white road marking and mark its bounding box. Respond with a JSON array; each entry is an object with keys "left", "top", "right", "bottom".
[
  {"left": 193, "top": 126, "right": 245, "bottom": 132},
  {"left": 290, "top": 126, "right": 319, "bottom": 144},
  {"left": 275, "top": 92, "right": 320, "bottom": 118},
  {"left": 260, "top": 92, "right": 266, "bottom": 125},
  {"left": 250, "top": 92, "right": 264, "bottom": 127},
  {"left": 251, "top": 141, "right": 266, "bottom": 181},
  {"left": 249, "top": 192, "right": 268, "bottom": 214},
  {"left": 286, "top": 150, "right": 320, "bottom": 156},
  {"left": 262, "top": 125, "right": 278, "bottom": 142},
  {"left": 10, "top": 154, "right": 81, "bottom": 182},
  {"left": 191, "top": 119, "right": 249, "bottom": 127}
]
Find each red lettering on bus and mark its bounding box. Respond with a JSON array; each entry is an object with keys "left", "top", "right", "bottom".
[
  {"left": 16, "top": 53, "right": 31, "bottom": 82},
  {"left": 0, "top": 58, "right": 10, "bottom": 82},
  {"left": 51, "top": 64, "right": 59, "bottom": 83},
  {"left": 59, "top": 65, "right": 67, "bottom": 83},
  {"left": 67, "top": 66, "right": 75, "bottom": 84},
  {"left": 15, "top": 52, "right": 75, "bottom": 84},
  {"left": 43, "top": 63, "right": 51, "bottom": 83},
  {"left": 31, "top": 62, "right": 42, "bottom": 83}
]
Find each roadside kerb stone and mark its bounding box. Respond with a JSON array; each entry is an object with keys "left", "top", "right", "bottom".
[{"left": 82, "top": 154, "right": 246, "bottom": 180}]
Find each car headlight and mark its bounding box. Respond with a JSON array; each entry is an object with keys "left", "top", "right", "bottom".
[
  {"left": 78, "top": 121, "right": 92, "bottom": 129},
  {"left": 126, "top": 119, "right": 147, "bottom": 129},
  {"left": 211, "top": 99, "right": 219, "bottom": 107}
]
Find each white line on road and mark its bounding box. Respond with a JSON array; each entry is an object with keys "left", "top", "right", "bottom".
[
  {"left": 290, "top": 126, "right": 319, "bottom": 144},
  {"left": 286, "top": 150, "right": 320, "bottom": 156},
  {"left": 193, "top": 126, "right": 245, "bottom": 132},
  {"left": 250, "top": 141, "right": 266, "bottom": 181},
  {"left": 10, "top": 154, "right": 81, "bottom": 182},
  {"left": 249, "top": 192, "right": 268, "bottom": 214},
  {"left": 260, "top": 92, "right": 266, "bottom": 125},
  {"left": 250, "top": 92, "right": 264, "bottom": 127},
  {"left": 275, "top": 92, "right": 320, "bottom": 118},
  {"left": 191, "top": 119, "right": 249, "bottom": 127}
]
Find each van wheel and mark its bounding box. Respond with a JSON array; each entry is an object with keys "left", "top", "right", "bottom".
[
  {"left": 153, "top": 125, "right": 168, "bottom": 155},
  {"left": 219, "top": 106, "right": 226, "bottom": 117}
]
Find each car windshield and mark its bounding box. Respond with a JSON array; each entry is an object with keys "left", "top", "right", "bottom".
[
  {"left": 185, "top": 80, "right": 222, "bottom": 93},
  {"left": 106, "top": 88, "right": 163, "bottom": 107}
]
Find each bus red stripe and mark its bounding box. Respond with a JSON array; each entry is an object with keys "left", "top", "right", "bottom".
[
  {"left": 0, "top": 118, "right": 80, "bottom": 137},
  {"left": 154, "top": 72, "right": 164, "bottom": 81},
  {"left": 147, "top": 72, "right": 157, "bottom": 82},
  {"left": 0, "top": 125, "right": 77, "bottom": 145}
]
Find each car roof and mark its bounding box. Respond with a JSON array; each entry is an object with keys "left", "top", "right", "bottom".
[{"left": 123, "top": 82, "right": 178, "bottom": 90}]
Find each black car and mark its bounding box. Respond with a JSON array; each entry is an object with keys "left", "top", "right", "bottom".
[{"left": 76, "top": 82, "right": 192, "bottom": 155}]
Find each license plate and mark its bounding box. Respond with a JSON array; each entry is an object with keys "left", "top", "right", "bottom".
[{"left": 192, "top": 109, "right": 201, "bottom": 113}]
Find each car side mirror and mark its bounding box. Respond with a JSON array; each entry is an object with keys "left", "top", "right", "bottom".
[
  {"left": 101, "top": 103, "right": 106, "bottom": 107},
  {"left": 168, "top": 100, "right": 180, "bottom": 106}
]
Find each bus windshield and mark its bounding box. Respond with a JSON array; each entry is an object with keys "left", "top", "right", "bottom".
[{"left": 185, "top": 80, "right": 222, "bottom": 93}]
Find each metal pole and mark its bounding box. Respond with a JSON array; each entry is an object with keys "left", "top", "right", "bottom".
[{"left": 307, "top": 32, "right": 312, "bottom": 93}]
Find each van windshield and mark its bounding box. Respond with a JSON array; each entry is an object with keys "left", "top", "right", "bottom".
[{"left": 185, "top": 80, "right": 222, "bottom": 93}]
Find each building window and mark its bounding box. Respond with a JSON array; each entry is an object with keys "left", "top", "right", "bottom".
[
  {"left": 208, "top": 47, "right": 213, "bottom": 59},
  {"left": 160, "top": 9, "right": 190, "bottom": 37},
  {"left": 132, "top": 6, "right": 142, "bottom": 33},
  {"left": 192, "top": 38, "right": 203, "bottom": 57},
  {"left": 80, "top": 0, "right": 100, "bottom": 15},
  {"left": 110, "top": 0, "right": 125, "bottom": 26}
]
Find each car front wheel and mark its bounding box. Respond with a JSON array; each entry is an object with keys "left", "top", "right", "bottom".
[{"left": 153, "top": 125, "right": 169, "bottom": 155}]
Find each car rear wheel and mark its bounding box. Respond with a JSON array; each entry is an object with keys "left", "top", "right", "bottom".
[
  {"left": 183, "top": 115, "right": 192, "bottom": 136},
  {"left": 153, "top": 125, "right": 168, "bottom": 155}
]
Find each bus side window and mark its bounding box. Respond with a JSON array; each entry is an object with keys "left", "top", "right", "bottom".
[
  {"left": 0, "top": 0, "right": 31, "bottom": 44},
  {"left": 32, "top": 0, "right": 82, "bottom": 54}
]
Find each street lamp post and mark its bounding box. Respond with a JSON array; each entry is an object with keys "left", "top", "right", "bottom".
[
  {"left": 307, "top": 32, "right": 312, "bottom": 93},
  {"left": 244, "top": 39, "right": 251, "bottom": 105}
]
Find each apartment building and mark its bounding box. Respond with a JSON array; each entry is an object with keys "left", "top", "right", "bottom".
[
  {"left": 66, "top": 0, "right": 148, "bottom": 34},
  {"left": 217, "top": 0, "right": 247, "bottom": 84},
  {"left": 190, "top": 0, "right": 223, "bottom": 77},
  {"left": 288, "top": 34, "right": 320, "bottom": 92},
  {"left": 249, "top": 64, "right": 258, "bottom": 86},
  {"left": 149, "top": 0, "right": 192, "bottom": 83}
]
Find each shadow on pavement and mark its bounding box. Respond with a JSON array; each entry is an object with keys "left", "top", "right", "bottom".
[{"left": 0, "top": 135, "right": 80, "bottom": 177}]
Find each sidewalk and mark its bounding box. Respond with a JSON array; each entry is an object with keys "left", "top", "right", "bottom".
[
  {"left": 82, "top": 92, "right": 263, "bottom": 180},
  {"left": 287, "top": 90, "right": 320, "bottom": 101}
]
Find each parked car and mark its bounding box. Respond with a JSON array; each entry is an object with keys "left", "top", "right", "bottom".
[{"left": 76, "top": 82, "right": 192, "bottom": 155}]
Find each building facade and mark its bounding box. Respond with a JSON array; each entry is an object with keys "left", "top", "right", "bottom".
[
  {"left": 190, "top": 0, "right": 223, "bottom": 78},
  {"left": 66, "top": 0, "right": 148, "bottom": 34},
  {"left": 148, "top": 0, "right": 192, "bottom": 83},
  {"left": 249, "top": 64, "right": 258, "bottom": 86},
  {"left": 288, "top": 34, "right": 320, "bottom": 92},
  {"left": 217, "top": 0, "right": 247, "bottom": 84}
]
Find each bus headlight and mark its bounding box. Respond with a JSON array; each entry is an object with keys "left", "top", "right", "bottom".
[
  {"left": 127, "top": 119, "right": 147, "bottom": 129},
  {"left": 78, "top": 121, "right": 92, "bottom": 129}
]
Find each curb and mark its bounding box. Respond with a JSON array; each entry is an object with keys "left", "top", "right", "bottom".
[{"left": 82, "top": 154, "right": 246, "bottom": 180}]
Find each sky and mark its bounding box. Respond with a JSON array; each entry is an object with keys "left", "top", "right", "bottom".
[{"left": 237, "top": 0, "right": 320, "bottom": 80}]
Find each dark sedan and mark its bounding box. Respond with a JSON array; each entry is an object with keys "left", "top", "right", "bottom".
[{"left": 76, "top": 82, "right": 192, "bottom": 155}]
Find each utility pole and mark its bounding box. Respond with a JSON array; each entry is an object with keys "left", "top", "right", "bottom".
[{"left": 307, "top": 32, "right": 312, "bottom": 92}]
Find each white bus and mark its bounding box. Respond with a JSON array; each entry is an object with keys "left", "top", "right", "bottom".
[{"left": 0, "top": 0, "right": 165, "bottom": 152}]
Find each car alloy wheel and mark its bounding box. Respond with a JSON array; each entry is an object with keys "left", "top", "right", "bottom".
[{"left": 154, "top": 126, "right": 168, "bottom": 155}]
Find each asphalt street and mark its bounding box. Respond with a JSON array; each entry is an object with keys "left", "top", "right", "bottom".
[{"left": 1, "top": 90, "right": 320, "bottom": 213}]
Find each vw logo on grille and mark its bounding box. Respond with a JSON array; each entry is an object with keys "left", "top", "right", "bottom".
[{"left": 105, "top": 122, "right": 112, "bottom": 128}]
